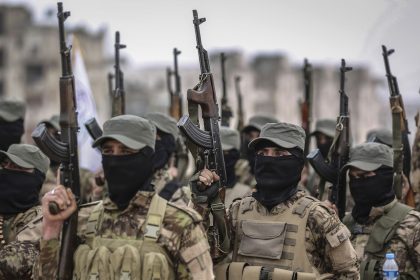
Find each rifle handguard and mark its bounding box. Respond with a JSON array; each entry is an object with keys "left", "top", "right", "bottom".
[
  {"left": 177, "top": 115, "right": 212, "bottom": 149},
  {"left": 31, "top": 123, "right": 69, "bottom": 163},
  {"left": 307, "top": 149, "right": 338, "bottom": 183}
]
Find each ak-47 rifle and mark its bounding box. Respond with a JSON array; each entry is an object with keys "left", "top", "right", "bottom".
[
  {"left": 111, "top": 31, "right": 126, "bottom": 117},
  {"left": 177, "top": 10, "right": 229, "bottom": 256},
  {"left": 85, "top": 35, "right": 126, "bottom": 140},
  {"left": 301, "top": 58, "right": 313, "bottom": 159},
  {"left": 220, "top": 52, "right": 233, "bottom": 126},
  {"left": 382, "top": 45, "right": 413, "bottom": 204},
  {"left": 308, "top": 59, "right": 351, "bottom": 220},
  {"left": 167, "top": 48, "right": 183, "bottom": 120},
  {"left": 235, "top": 75, "right": 244, "bottom": 131},
  {"left": 31, "top": 3, "right": 80, "bottom": 279}
]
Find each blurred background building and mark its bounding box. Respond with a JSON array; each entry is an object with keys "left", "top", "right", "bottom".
[{"left": 0, "top": 3, "right": 389, "bottom": 146}]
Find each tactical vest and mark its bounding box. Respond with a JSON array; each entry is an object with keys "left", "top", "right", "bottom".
[
  {"left": 73, "top": 194, "right": 176, "bottom": 280},
  {"left": 344, "top": 202, "right": 419, "bottom": 280},
  {"left": 223, "top": 196, "right": 319, "bottom": 279}
]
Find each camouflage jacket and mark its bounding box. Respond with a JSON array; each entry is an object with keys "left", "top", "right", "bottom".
[
  {"left": 35, "top": 191, "right": 213, "bottom": 280},
  {"left": 345, "top": 199, "right": 420, "bottom": 277},
  {"left": 152, "top": 167, "right": 191, "bottom": 206},
  {"left": 228, "top": 191, "right": 360, "bottom": 279},
  {"left": 0, "top": 206, "right": 42, "bottom": 279}
]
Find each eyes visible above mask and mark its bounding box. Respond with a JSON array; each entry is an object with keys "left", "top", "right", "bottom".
[
  {"left": 101, "top": 140, "right": 141, "bottom": 156},
  {"left": 256, "top": 147, "right": 292, "bottom": 157},
  {"left": 349, "top": 168, "right": 377, "bottom": 179}
]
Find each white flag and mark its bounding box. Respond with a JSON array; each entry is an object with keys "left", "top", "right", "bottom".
[{"left": 72, "top": 36, "right": 102, "bottom": 173}]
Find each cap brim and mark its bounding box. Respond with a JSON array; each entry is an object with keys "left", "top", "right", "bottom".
[
  {"left": 92, "top": 134, "right": 147, "bottom": 150},
  {"left": 342, "top": 160, "right": 382, "bottom": 172},
  {"left": 0, "top": 112, "right": 19, "bottom": 122},
  {"left": 241, "top": 124, "right": 260, "bottom": 133},
  {"left": 0, "top": 151, "right": 35, "bottom": 169},
  {"left": 248, "top": 137, "right": 296, "bottom": 150},
  {"left": 221, "top": 143, "right": 235, "bottom": 151},
  {"left": 310, "top": 129, "right": 335, "bottom": 138}
]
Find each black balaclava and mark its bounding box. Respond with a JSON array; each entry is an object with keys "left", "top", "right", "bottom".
[
  {"left": 223, "top": 149, "right": 240, "bottom": 188},
  {"left": 152, "top": 130, "right": 176, "bottom": 171},
  {"left": 0, "top": 119, "right": 24, "bottom": 151},
  {"left": 316, "top": 134, "right": 334, "bottom": 159},
  {"left": 253, "top": 142, "right": 304, "bottom": 210},
  {"left": 102, "top": 147, "right": 154, "bottom": 210},
  {"left": 349, "top": 166, "right": 394, "bottom": 224},
  {"left": 0, "top": 169, "right": 44, "bottom": 215}
]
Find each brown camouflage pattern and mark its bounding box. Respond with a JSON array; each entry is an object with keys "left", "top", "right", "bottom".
[
  {"left": 152, "top": 167, "right": 191, "bottom": 206},
  {"left": 1, "top": 205, "right": 41, "bottom": 244},
  {"left": 411, "top": 112, "right": 420, "bottom": 210},
  {"left": 228, "top": 191, "right": 360, "bottom": 279},
  {"left": 0, "top": 206, "right": 42, "bottom": 279},
  {"left": 0, "top": 240, "right": 39, "bottom": 279},
  {"left": 346, "top": 200, "right": 420, "bottom": 277},
  {"left": 35, "top": 191, "right": 213, "bottom": 279}
]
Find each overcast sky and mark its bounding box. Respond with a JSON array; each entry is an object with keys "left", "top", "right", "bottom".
[{"left": 4, "top": 0, "right": 420, "bottom": 103}]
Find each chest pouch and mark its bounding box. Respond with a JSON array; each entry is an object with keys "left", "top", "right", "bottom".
[{"left": 238, "top": 220, "right": 287, "bottom": 260}]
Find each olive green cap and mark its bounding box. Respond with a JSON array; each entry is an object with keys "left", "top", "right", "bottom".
[
  {"left": 0, "top": 144, "right": 50, "bottom": 174},
  {"left": 146, "top": 112, "right": 179, "bottom": 140},
  {"left": 220, "top": 126, "right": 240, "bottom": 151},
  {"left": 92, "top": 115, "right": 156, "bottom": 151},
  {"left": 311, "top": 119, "right": 336, "bottom": 138},
  {"left": 40, "top": 115, "right": 60, "bottom": 131},
  {"left": 242, "top": 115, "right": 279, "bottom": 132},
  {"left": 366, "top": 128, "right": 392, "bottom": 147},
  {"left": 249, "top": 122, "right": 306, "bottom": 150},
  {"left": 0, "top": 100, "right": 26, "bottom": 122},
  {"left": 342, "top": 142, "right": 393, "bottom": 172}
]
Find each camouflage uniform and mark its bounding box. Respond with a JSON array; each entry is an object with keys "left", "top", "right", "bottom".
[
  {"left": 229, "top": 191, "right": 360, "bottom": 278},
  {"left": 34, "top": 191, "right": 213, "bottom": 279},
  {"left": 345, "top": 199, "right": 420, "bottom": 278},
  {"left": 193, "top": 123, "right": 359, "bottom": 279},
  {"left": 411, "top": 113, "right": 420, "bottom": 210},
  {"left": 152, "top": 167, "right": 191, "bottom": 206},
  {"left": 342, "top": 142, "right": 420, "bottom": 279},
  {"left": 0, "top": 144, "right": 49, "bottom": 279},
  {"left": 34, "top": 115, "right": 213, "bottom": 279}
]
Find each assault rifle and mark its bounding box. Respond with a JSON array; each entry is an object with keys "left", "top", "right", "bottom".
[
  {"left": 177, "top": 9, "right": 229, "bottom": 256},
  {"left": 382, "top": 45, "right": 413, "bottom": 203},
  {"left": 220, "top": 52, "right": 233, "bottom": 126},
  {"left": 308, "top": 59, "right": 351, "bottom": 219},
  {"left": 301, "top": 58, "right": 313, "bottom": 159},
  {"left": 111, "top": 31, "right": 126, "bottom": 117},
  {"left": 235, "top": 75, "right": 245, "bottom": 131},
  {"left": 85, "top": 34, "right": 126, "bottom": 140},
  {"left": 167, "top": 48, "right": 183, "bottom": 120},
  {"left": 31, "top": 3, "right": 80, "bottom": 279}
]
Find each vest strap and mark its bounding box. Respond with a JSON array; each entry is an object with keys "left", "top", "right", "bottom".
[
  {"left": 85, "top": 201, "right": 104, "bottom": 238},
  {"left": 144, "top": 195, "right": 167, "bottom": 241},
  {"left": 365, "top": 202, "right": 411, "bottom": 254}
]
